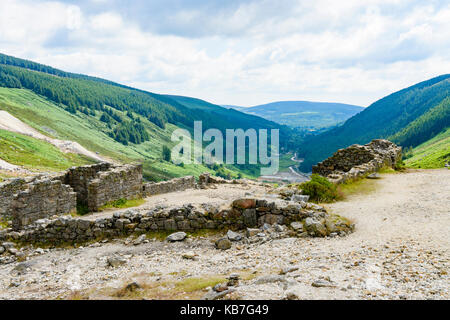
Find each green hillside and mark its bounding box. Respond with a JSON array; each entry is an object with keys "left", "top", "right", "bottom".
[
  {"left": 0, "top": 129, "right": 95, "bottom": 172},
  {"left": 298, "top": 74, "right": 450, "bottom": 171},
  {"left": 390, "top": 97, "right": 450, "bottom": 148},
  {"left": 0, "top": 53, "right": 291, "bottom": 144},
  {"left": 0, "top": 53, "right": 295, "bottom": 181},
  {"left": 0, "top": 87, "right": 246, "bottom": 181},
  {"left": 404, "top": 127, "right": 450, "bottom": 169}
]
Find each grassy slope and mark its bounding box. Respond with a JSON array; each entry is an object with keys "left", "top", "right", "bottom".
[
  {"left": 0, "top": 129, "right": 94, "bottom": 172},
  {"left": 405, "top": 127, "right": 450, "bottom": 169},
  {"left": 0, "top": 88, "right": 258, "bottom": 180}
]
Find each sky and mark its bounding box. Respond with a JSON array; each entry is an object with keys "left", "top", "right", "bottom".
[{"left": 1, "top": 0, "right": 449, "bottom": 107}]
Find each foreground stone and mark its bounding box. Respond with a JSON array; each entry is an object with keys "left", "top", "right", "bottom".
[
  {"left": 215, "top": 238, "right": 232, "bottom": 250},
  {"left": 166, "top": 232, "right": 187, "bottom": 242}
]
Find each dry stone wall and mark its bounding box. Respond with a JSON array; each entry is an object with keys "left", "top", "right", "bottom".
[
  {"left": 87, "top": 164, "right": 143, "bottom": 211},
  {"left": 63, "top": 163, "right": 112, "bottom": 206},
  {"left": 0, "top": 163, "right": 143, "bottom": 229},
  {"left": 11, "top": 178, "right": 76, "bottom": 230},
  {"left": 1, "top": 197, "right": 354, "bottom": 243},
  {"left": 313, "top": 139, "right": 402, "bottom": 184},
  {"left": 0, "top": 178, "right": 28, "bottom": 220},
  {"left": 143, "top": 176, "right": 195, "bottom": 197}
]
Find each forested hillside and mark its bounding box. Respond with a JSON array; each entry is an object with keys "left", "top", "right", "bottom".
[
  {"left": 298, "top": 74, "right": 450, "bottom": 171},
  {"left": 0, "top": 53, "right": 292, "bottom": 146}
]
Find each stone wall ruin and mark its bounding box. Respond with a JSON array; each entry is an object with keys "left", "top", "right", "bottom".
[
  {"left": 313, "top": 139, "right": 402, "bottom": 184},
  {"left": 0, "top": 197, "right": 354, "bottom": 244},
  {"left": 0, "top": 163, "right": 143, "bottom": 230}
]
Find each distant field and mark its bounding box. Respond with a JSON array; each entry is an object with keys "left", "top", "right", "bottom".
[{"left": 405, "top": 127, "right": 450, "bottom": 169}]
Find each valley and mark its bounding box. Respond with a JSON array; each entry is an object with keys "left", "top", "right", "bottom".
[{"left": 0, "top": 52, "right": 449, "bottom": 302}]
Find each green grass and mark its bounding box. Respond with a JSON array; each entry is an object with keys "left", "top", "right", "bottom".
[
  {"left": 404, "top": 127, "right": 450, "bottom": 169},
  {"left": 99, "top": 198, "right": 146, "bottom": 211},
  {"left": 0, "top": 129, "right": 94, "bottom": 172}
]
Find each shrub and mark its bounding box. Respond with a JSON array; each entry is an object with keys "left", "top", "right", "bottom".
[
  {"left": 299, "top": 174, "right": 341, "bottom": 203},
  {"left": 162, "top": 145, "right": 171, "bottom": 162}
]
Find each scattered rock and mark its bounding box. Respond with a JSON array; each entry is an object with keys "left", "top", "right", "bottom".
[
  {"left": 0, "top": 246, "right": 5, "bottom": 255},
  {"left": 227, "top": 230, "right": 242, "bottom": 242},
  {"left": 311, "top": 279, "right": 337, "bottom": 288},
  {"left": 12, "top": 262, "right": 33, "bottom": 274},
  {"left": 254, "top": 275, "right": 286, "bottom": 285},
  {"left": 7, "top": 248, "right": 19, "bottom": 255},
  {"left": 227, "top": 273, "right": 240, "bottom": 287},
  {"left": 2, "top": 242, "right": 15, "bottom": 250},
  {"left": 133, "top": 234, "right": 147, "bottom": 245},
  {"left": 203, "top": 288, "right": 235, "bottom": 300},
  {"left": 367, "top": 173, "right": 381, "bottom": 179},
  {"left": 215, "top": 238, "right": 232, "bottom": 250},
  {"left": 304, "top": 217, "right": 328, "bottom": 237},
  {"left": 213, "top": 283, "right": 229, "bottom": 292},
  {"left": 166, "top": 232, "right": 187, "bottom": 242},
  {"left": 246, "top": 228, "right": 259, "bottom": 237},
  {"left": 285, "top": 287, "right": 302, "bottom": 300},
  {"left": 125, "top": 282, "right": 141, "bottom": 292},
  {"left": 182, "top": 251, "right": 197, "bottom": 260},
  {"left": 290, "top": 222, "right": 303, "bottom": 231},
  {"left": 107, "top": 256, "right": 127, "bottom": 268},
  {"left": 280, "top": 266, "right": 299, "bottom": 275}
]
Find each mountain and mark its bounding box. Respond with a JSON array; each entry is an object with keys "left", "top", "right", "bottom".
[
  {"left": 232, "top": 101, "right": 364, "bottom": 129},
  {"left": 298, "top": 74, "right": 450, "bottom": 171},
  {"left": 0, "top": 53, "right": 295, "bottom": 180}
]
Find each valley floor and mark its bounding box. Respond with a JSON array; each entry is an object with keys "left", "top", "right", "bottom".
[{"left": 0, "top": 169, "right": 448, "bottom": 300}]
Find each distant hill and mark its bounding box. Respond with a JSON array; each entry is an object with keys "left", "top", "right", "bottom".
[
  {"left": 231, "top": 101, "right": 364, "bottom": 129},
  {"left": 298, "top": 74, "right": 450, "bottom": 171}
]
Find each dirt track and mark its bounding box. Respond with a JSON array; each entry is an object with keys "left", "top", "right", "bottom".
[{"left": 0, "top": 169, "right": 448, "bottom": 300}]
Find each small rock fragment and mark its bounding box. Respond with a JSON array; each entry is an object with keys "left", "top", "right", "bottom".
[{"left": 166, "top": 232, "right": 187, "bottom": 242}]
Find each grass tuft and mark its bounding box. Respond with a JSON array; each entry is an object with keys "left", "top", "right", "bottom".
[{"left": 298, "top": 174, "right": 342, "bottom": 203}]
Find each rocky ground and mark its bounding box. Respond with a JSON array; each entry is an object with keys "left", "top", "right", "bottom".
[{"left": 0, "top": 169, "right": 448, "bottom": 300}]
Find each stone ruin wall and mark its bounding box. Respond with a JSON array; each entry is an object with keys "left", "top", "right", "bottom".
[
  {"left": 87, "top": 164, "right": 143, "bottom": 211},
  {"left": 62, "top": 162, "right": 112, "bottom": 206},
  {"left": 142, "top": 176, "right": 196, "bottom": 197},
  {"left": 0, "top": 163, "right": 143, "bottom": 229},
  {"left": 0, "top": 178, "right": 28, "bottom": 220},
  {"left": 0, "top": 163, "right": 240, "bottom": 231},
  {"left": 313, "top": 139, "right": 402, "bottom": 184},
  {"left": 11, "top": 178, "right": 77, "bottom": 230},
  {"left": 0, "top": 197, "right": 354, "bottom": 244}
]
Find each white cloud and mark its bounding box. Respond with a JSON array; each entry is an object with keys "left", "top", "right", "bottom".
[{"left": 0, "top": 0, "right": 449, "bottom": 107}]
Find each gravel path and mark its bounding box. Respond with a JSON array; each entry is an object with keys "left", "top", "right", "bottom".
[{"left": 0, "top": 169, "right": 448, "bottom": 300}]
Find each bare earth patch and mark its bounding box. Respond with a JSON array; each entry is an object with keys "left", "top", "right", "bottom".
[{"left": 0, "top": 169, "right": 448, "bottom": 300}]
